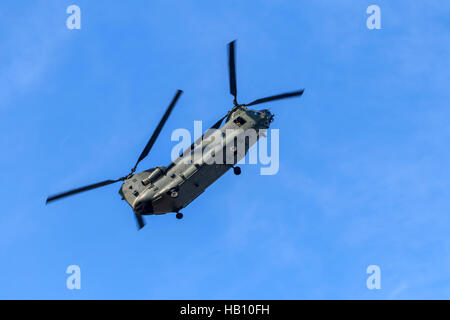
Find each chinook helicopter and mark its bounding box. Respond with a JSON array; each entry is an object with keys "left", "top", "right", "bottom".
[{"left": 46, "top": 41, "right": 304, "bottom": 229}]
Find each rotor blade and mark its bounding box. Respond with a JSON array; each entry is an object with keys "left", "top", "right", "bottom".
[
  {"left": 211, "top": 114, "right": 228, "bottom": 130},
  {"left": 46, "top": 178, "right": 124, "bottom": 204},
  {"left": 228, "top": 41, "right": 237, "bottom": 104},
  {"left": 132, "top": 90, "right": 183, "bottom": 172},
  {"left": 244, "top": 89, "right": 304, "bottom": 107},
  {"left": 135, "top": 213, "right": 145, "bottom": 230}
]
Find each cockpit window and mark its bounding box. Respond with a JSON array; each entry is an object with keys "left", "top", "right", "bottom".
[{"left": 233, "top": 116, "right": 247, "bottom": 126}]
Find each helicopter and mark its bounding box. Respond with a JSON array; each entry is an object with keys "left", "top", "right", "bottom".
[{"left": 46, "top": 41, "right": 304, "bottom": 230}]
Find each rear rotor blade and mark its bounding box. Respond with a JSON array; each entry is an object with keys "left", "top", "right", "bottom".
[
  {"left": 228, "top": 41, "right": 237, "bottom": 104},
  {"left": 135, "top": 213, "right": 145, "bottom": 230},
  {"left": 132, "top": 90, "right": 183, "bottom": 172},
  {"left": 244, "top": 89, "right": 304, "bottom": 107},
  {"left": 46, "top": 178, "right": 125, "bottom": 204}
]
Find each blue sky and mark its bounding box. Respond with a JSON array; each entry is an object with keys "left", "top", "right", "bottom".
[{"left": 1, "top": 0, "right": 450, "bottom": 299}]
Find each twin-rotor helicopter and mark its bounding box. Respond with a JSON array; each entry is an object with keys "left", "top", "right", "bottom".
[{"left": 46, "top": 41, "right": 304, "bottom": 229}]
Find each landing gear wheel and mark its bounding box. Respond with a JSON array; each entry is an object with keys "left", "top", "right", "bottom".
[
  {"left": 176, "top": 212, "right": 183, "bottom": 220},
  {"left": 233, "top": 166, "right": 241, "bottom": 175}
]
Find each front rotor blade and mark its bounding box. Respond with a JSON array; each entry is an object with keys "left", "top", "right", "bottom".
[
  {"left": 211, "top": 114, "right": 228, "bottom": 130},
  {"left": 46, "top": 178, "right": 124, "bottom": 204},
  {"left": 135, "top": 213, "right": 145, "bottom": 230},
  {"left": 244, "top": 89, "right": 304, "bottom": 107},
  {"left": 228, "top": 41, "right": 237, "bottom": 104},
  {"left": 132, "top": 90, "right": 183, "bottom": 172}
]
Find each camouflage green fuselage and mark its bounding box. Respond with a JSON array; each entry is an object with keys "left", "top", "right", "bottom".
[{"left": 119, "top": 106, "right": 273, "bottom": 215}]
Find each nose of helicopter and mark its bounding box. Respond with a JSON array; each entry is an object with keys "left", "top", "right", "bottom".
[{"left": 260, "top": 109, "right": 274, "bottom": 126}]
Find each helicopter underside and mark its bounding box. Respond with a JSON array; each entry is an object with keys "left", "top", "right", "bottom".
[
  {"left": 46, "top": 40, "right": 303, "bottom": 230},
  {"left": 139, "top": 162, "right": 233, "bottom": 216},
  {"left": 120, "top": 106, "right": 267, "bottom": 217}
]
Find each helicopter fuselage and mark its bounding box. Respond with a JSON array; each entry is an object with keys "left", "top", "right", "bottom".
[
  {"left": 46, "top": 40, "right": 304, "bottom": 230},
  {"left": 119, "top": 106, "right": 273, "bottom": 216}
]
